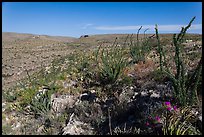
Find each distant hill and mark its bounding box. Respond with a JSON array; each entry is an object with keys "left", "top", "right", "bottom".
[
  {"left": 2, "top": 32, "right": 77, "bottom": 43},
  {"left": 2, "top": 32, "right": 201, "bottom": 44}
]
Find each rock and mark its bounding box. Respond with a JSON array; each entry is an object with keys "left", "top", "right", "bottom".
[
  {"left": 51, "top": 94, "right": 77, "bottom": 114},
  {"left": 131, "top": 92, "right": 140, "bottom": 100},
  {"left": 67, "top": 80, "right": 77, "bottom": 87},
  {"left": 198, "top": 115, "right": 202, "bottom": 122},
  {"left": 63, "top": 82, "right": 69, "bottom": 88},
  {"left": 150, "top": 92, "right": 160, "bottom": 98},
  {"left": 80, "top": 90, "right": 96, "bottom": 102},
  {"left": 118, "top": 86, "right": 135, "bottom": 104},
  {"left": 130, "top": 86, "right": 134, "bottom": 90},
  {"left": 155, "top": 82, "right": 173, "bottom": 99},
  {"left": 141, "top": 91, "right": 149, "bottom": 97},
  {"left": 197, "top": 115, "right": 202, "bottom": 132},
  {"left": 2, "top": 102, "right": 6, "bottom": 112},
  {"left": 62, "top": 113, "right": 94, "bottom": 135}
]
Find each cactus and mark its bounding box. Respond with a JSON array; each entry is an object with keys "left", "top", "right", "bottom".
[{"left": 155, "top": 16, "right": 202, "bottom": 106}]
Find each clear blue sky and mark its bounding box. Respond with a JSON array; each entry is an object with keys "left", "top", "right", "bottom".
[{"left": 2, "top": 2, "right": 202, "bottom": 38}]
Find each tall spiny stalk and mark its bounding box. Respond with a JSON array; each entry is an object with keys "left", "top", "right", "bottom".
[
  {"left": 155, "top": 16, "right": 201, "bottom": 106},
  {"left": 129, "top": 26, "right": 153, "bottom": 64}
]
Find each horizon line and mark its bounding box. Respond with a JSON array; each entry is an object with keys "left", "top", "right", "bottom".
[{"left": 2, "top": 31, "right": 202, "bottom": 38}]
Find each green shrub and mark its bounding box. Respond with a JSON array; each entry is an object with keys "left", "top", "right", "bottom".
[
  {"left": 15, "top": 60, "right": 60, "bottom": 115},
  {"left": 150, "top": 69, "right": 168, "bottom": 83},
  {"left": 18, "top": 87, "right": 37, "bottom": 107},
  {"left": 155, "top": 16, "right": 202, "bottom": 106},
  {"left": 94, "top": 38, "right": 128, "bottom": 86},
  {"left": 76, "top": 53, "right": 90, "bottom": 72},
  {"left": 2, "top": 88, "right": 18, "bottom": 102},
  {"left": 118, "top": 75, "right": 134, "bottom": 86},
  {"left": 129, "top": 26, "right": 153, "bottom": 64},
  {"left": 30, "top": 89, "right": 52, "bottom": 118}
]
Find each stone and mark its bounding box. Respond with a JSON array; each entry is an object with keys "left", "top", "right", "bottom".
[
  {"left": 198, "top": 115, "right": 202, "bottom": 122},
  {"left": 67, "top": 80, "right": 77, "bottom": 87},
  {"left": 150, "top": 92, "right": 160, "bottom": 98},
  {"left": 51, "top": 94, "right": 77, "bottom": 114},
  {"left": 141, "top": 91, "right": 148, "bottom": 97},
  {"left": 80, "top": 91, "right": 96, "bottom": 102},
  {"left": 197, "top": 115, "right": 202, "bottom": 132},
  {"left": 62, "top": 113, "right": 94, "bottom": 135},
  {"left": 63, "top": 82, "right": 69, "bottom": 88}
]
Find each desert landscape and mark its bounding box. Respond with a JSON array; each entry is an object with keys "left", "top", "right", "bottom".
[
  {"left": 3, "top": 1, "right": 203, "bottom": 135},
  {"left": 2, "top": 23, "right": 202, "bottom": 135}
]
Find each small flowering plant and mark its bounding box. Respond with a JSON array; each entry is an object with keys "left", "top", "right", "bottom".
[
  {"left": 145, "top": 101, "right": 200, "bottom": 135},
  {"left": 163, "top": 101, "right": 179, "bottom": 113},
  {"left": 145, "top": 114, "right": 163, "bottom": 135},
  {"left": 145, "top": 114, "right": 162, "bottom": 128},
  {"left": 145, "top": 101, "right": 180, "bottom": 134}
]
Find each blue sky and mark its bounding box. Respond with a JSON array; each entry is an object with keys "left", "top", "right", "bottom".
[{"left": 2, "top": 2, "right": 202, "bottom": 38}]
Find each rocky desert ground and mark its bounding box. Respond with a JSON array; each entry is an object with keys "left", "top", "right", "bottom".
[
  {"left": 2, "top": 31, "right": 202, "bottom": 135},
  {"left": 2, "top": 32, "right": 78, "bottom": 90}
]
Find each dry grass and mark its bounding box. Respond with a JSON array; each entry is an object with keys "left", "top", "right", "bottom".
[{"left": 134, "top": 59, "right": 157, "bottom": 79}]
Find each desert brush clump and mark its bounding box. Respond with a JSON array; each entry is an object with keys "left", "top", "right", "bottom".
[
  {"left": 29, "top": 88, "right": 52, "bottom": 118},
  {"left": 14, "top": 60, "right": 61, "bottom": 114},
  {"left": 155, "top": 16, "right": 202, "bottom": 106},
  {"left": 129, "top": 26, "right": 154, "bottom": 64},
  {"left": 94, "top": 38, "right": 128, "bottom": 87},
  {"left": 2, "top": 17, "right": 202, "bottom": 135}
]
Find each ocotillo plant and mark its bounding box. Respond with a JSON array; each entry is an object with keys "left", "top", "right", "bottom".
[
  {"left": 155, "top": 16, "right": 202, "bottom": 106},
  {"left": 129, "top": 26, "right": 153, "bottom": 64}
]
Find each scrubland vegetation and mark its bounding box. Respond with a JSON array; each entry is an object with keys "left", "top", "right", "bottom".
[{"left": 2, "top": 17, "right": 202, "bottom": 135}]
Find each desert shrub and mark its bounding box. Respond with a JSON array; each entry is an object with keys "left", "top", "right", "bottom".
[
  {"left": 17, "top": 87, "right": 37, "bottom": 107},
  {"left": 94, "top": 38, "right": 128, "bottom": 86},
  {"left": 29, "top": 89, "right": 52, "bottom": 118},
  {"left": 15, "top": 59, "right": 60, "bottom": 115},
  {"left": 39, "top": 59, "right": 61, "bottom": 87},
  {"left": 118, "top": 75, "right": 134, "bottom": 86},
  {"left": 129, "top": 26, "right": 154, "bottom": 64},
  {"left": 2, "top": 88, "right": 18, "bottom": 102},
  {"left": 150, "top": 69, "right": 169, "bottom": 83},
  {"left": 75, "top": 53, "right": 90, "bottom": 73},
  {"left": 155, "top": 16, "right": 202, "bottom": 106},
  {"left": 133, "top": 59, "right": 157, "bottom": 79},
  {"left": 113, "top": 125, "right": 141, "bottom": 135}
]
